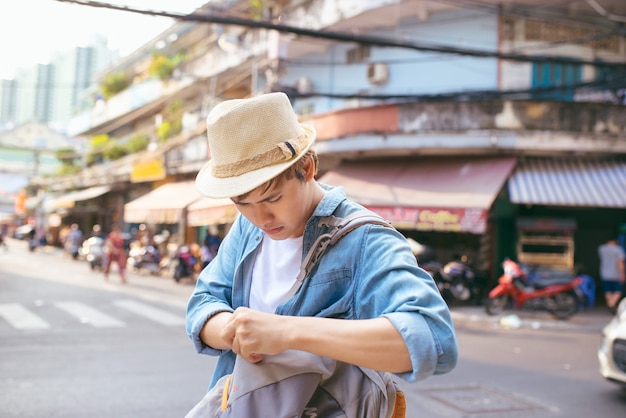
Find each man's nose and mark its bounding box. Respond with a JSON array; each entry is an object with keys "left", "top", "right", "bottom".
[{"left": 253, "top": 204, "right": 274, "bottom": 225}]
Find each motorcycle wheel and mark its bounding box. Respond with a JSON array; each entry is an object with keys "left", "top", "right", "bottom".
[
  {"left": 485, "top": 295, "right": 508, "bottom": 316},
  {"left": 546, "top": 292, "right": 579, "bottom": 320}
]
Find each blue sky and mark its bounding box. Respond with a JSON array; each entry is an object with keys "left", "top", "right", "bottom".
[{"left": 0, "top": 0, "right": 207, "bottom": 79}]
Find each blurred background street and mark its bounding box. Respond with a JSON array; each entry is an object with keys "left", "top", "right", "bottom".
[{"left": 1, "top": 1, "right": 626, "bottom": 416}]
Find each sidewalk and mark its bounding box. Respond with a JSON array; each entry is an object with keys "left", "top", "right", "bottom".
[
  {"left": 2, "top": 237, "right": 195, "bottom": 308},
  {"left": 449, "top": 304, "right": 613, "bottom": 333}
]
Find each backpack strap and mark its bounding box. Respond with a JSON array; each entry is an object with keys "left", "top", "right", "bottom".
[{"left": 282, "top": 210, "right": 392, "bottom": 302}]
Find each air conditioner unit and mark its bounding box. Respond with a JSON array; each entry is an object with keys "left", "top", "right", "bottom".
[{"left": 367, "top": 62, "right": 389, "bottom": 85}]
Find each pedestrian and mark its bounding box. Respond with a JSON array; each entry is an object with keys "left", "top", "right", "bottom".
[
  {"left": 66, "top": 223, "right": 83, "bottom": 259},
  {"left": 598, "top": 236, "right": 625, "bottom": 312},
  {"left": 185, "top": 92, "right": 458, "bottom": 415},
  {"left": 90, "top": 224, "right": 104, "bottom": 239},
  {"left": 200, "top": 226, "right": 221, "bottom": 269},
  {"left": 0, "top": 222, "right": 8, "bottom": 252},
  {"left": 103, "top": 225, "right": 127, "bottom": 283}
]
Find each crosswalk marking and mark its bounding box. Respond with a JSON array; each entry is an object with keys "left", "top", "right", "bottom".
[
  {"left": 54, "top": 301, "right": 125, "bottom": 328},
  {"left": 0, "top": 303, "right": 50, "bottom": 330},
  {"left": 113, "top": 300, "right": 185, "bottom": 326},
  {"left": 0, "top": 300, "right": 186, "bottom": 331}
]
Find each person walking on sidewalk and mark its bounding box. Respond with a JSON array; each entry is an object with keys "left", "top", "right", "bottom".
[
  {"left": 598, "top": 236, "right": 625, "bottom": 312},
  {"left": 185, "top": 92, "right": 458, "bottom": 415},
  {"left": 104, "top": 225, "right": 127, "bottom": 283}
]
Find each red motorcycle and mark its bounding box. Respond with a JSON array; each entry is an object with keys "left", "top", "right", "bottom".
[{"left": 485, "top": 259, "right": 583, "bottom": 320}]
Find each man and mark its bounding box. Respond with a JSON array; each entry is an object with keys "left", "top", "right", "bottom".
[
  {"left": 598, "top": 236, "right": 626, "bottom": 312},
  {"left": 186, "top": 92, "right": 458, "bottom": 412}
]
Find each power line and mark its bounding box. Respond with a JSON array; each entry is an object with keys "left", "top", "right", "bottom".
[
  {"left": 285, "top": 75, "right": 626, "bottom": 103},
  {"left": 53, "top": 0, "right": 626, "bottom": 69}
]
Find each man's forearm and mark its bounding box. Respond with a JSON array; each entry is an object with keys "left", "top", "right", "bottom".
[
  {"left": 200, "top": 311, "right": 233, "bottom": 350},
  {"left": 285, "top": 316, "right": 412, "bottom": 373}
]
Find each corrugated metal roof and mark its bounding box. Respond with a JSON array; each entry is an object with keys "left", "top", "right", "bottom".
[{"left": 508, "top": 158, "right": 626, "bottom": 208}]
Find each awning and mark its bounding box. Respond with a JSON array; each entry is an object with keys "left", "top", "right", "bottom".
[
  {"left": 188, "top": 198, "right": 238, "bottom": 227},
  {"left": 508, "top": 158, "right": 626, "bottom": 208},
  {"left": 318, "top": 157, "right": 517, "bottom": 233},
  {"left": 44, "top": 185, "right": 111, "bottom": 211},
  {"left": 123, "top": 181, "right": 202, "bottom": 224}
]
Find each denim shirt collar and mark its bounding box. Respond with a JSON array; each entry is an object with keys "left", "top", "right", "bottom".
[{"left": 312, "top": 183, "right": 347, "bottom": 218}]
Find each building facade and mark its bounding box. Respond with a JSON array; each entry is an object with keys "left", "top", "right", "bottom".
[{"left": 32, "top": 0, "right": 626, "bottom": 292}]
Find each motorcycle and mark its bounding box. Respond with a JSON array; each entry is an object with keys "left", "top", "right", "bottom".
[
  {"left": 410, "top": 238, "right": 442, "bottom": 282},
  {"left": 485, "top": 258, "right": 583, "bottom": 320},
  {"left": 437, "top": 256, "right": 483, "bottom": 305},
  {"left": 81, "top": 236, "right": 105, "bottom": 270},
  {"left": 127, "top": 242, "right": 162, "bottom": 275},
  {"left": 172, "top": 245, "right": 197, "bottom": 282}
]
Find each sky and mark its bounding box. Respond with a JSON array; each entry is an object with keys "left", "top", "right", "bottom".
[{"left": 0, "top": 0, "right": 208, "bottom": 79}]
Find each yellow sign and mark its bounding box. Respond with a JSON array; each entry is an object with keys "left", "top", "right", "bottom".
[{"left": 131, "top": 159, "right": 166, "bottom": 183}]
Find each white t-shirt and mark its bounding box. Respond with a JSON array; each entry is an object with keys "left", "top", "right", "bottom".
[
  {"left": 249, "top": 234, "right": 303, "bottom": 313},
  {"left": 598, "top": 243, "right": 625, "bottom": 281}
]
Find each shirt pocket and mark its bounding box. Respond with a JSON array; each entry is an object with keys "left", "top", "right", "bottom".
[{"left": 300, "top": 268, "right": 354, "bottom": 318}]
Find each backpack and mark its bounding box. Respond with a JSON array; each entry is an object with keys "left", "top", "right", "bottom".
[{"left": 185, "top": 210, "right": 407, "bottom": 418}]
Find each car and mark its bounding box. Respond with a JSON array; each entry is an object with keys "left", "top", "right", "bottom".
[{"left": 598, "top": 297, "right": 626, "bottom": 388}]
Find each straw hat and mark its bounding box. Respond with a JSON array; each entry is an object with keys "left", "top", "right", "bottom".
[{"left": 195, "top": 92, "right": 316, "bottom": 199}]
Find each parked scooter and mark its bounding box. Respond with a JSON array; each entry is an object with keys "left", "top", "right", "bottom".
[
  {"left": 173, "top": 245, "right": 197, "bottom": 282},
  {"left": 485, "top": 258, "right": 583, "bottom": 320},
  {"left": 81, "top": 236, "right": 105, "bottom": 270},
  {"left": 127, "top": 242, "right": 162, "bottom": 275},
  {"left": 438, "top": 255, "right": 482, "bottom": 304},
  {"left": 409, "top": 238, "right": 444, "bottom": 286}
]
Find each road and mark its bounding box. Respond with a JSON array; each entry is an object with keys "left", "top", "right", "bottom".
[
  {"left": 1, "top": 238, "right": 625, "bottom": 417},
  {"left": 0, "top": 239, "right": 212, "bottom": 418}
]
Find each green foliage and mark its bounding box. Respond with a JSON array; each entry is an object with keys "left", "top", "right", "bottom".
[
  {"left": 90, "top": 134, "right": 110, "bottom": 150},
  {"left": 100, "top": 72, "right": 130, "bottom": 99},
  {"left": 156, "top": 121, "right": 172, "bottom": 142},
  {"left": 57, "top": 164, "right": 82, "bottom": 176},
  {"left": 102, "top": 144, "right": 128, "bottom": 161},
  {"left": 85, "top": 152, "right": 103, "bottom": 167},
  {"left": 54, "top": 147, "right": 81, "bottom": 176},
  {"left": 84, "top": 133, "right": 152, "bottom": 167},
  {"left": 125, "top": 135, "right": 150, "bottom": 153},
  {"left": 55, "top": 147, "right": 78, "bottom": 165},
  {"left": 250, "top": 0, "right": 266, "bottom": 19},
  {"left": 149, "top": 51, "right": 186, "bottom": 80},
  {"left": 156, "top": 100, "right": 184, "bottom": 141}
]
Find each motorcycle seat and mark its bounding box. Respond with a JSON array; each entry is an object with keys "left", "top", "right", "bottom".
[{"left": 532, "top": 278, "right": 576, "bottom": 288}]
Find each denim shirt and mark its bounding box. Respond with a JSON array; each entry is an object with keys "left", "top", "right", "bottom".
[{"left": 186, "top": 184, "right": 458, "bottom": 389}]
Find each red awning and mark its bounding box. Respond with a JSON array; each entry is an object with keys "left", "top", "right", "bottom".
[{"left": 318, "top": 157, "right": 516, "bottom": 233}]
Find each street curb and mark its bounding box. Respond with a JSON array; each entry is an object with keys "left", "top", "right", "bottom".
[{"left": 449, "top": 306, "right": 610, "bottom": 333}]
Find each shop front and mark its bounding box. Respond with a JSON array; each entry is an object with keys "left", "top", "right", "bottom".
[
  {"left": 42, "top": 185, "right": 113, "bottom": 245},
  {"left": 187, "top": 197, "right": 238, "bottom": 242},
  {"left": 318, "top": 156, "right": 517, "bottom": 278},
  {"left": 123, "top": 180, "right": 202, "bottom": 244},
  {"left": 506, "top": 156, "right": 626, "bottom": 302}
]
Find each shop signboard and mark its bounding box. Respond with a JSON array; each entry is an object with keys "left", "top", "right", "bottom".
[{"left": 366, "top": 206, "right": 487, "bottom": 234}]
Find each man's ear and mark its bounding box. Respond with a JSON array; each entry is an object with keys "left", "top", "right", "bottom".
[{"left": 304, "top": 155, "right": 316, "bottom": 181}]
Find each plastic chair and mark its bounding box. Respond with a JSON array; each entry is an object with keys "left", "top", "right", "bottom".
[{"left": 577, "top": 275, "right": 596, "bottom": 309}]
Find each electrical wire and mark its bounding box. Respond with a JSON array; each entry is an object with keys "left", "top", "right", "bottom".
[{"left": 52, "top": 0, "right": 626, "bottom": 69}]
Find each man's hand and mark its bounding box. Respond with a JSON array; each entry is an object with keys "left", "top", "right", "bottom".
[{"left": 221, "top": 307, "right": 287, "bottom": 363}]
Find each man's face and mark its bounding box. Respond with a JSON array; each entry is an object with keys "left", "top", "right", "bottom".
[{"left": 232, "top": 175, "right": 312, "bottom": 239}]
